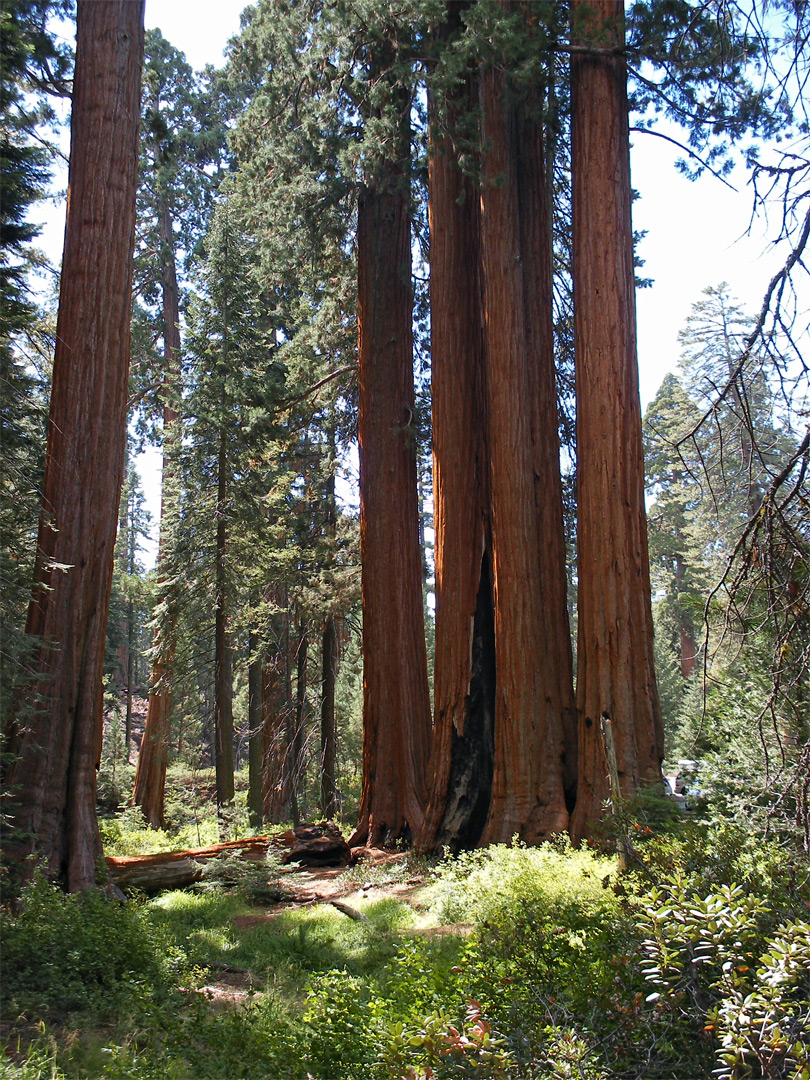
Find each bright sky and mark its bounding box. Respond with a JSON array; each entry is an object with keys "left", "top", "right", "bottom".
[{"left": 37, "top": 1, "right": 799, "bottom": 565}]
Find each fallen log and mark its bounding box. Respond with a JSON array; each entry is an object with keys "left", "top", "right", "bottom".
[
  {"left": 280, "top": 822, "right": 351, "bottom": 867},
  {"left": 105, "top": 823, "right": 352, "bottom": 894},
  {"left": 105, "top": 837, "right": 272, "bottom": 893},
  {"left": 330, "top": 899, "right": 369, "bottom": 922}
]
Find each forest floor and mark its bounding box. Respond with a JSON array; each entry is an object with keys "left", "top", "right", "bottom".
[
  {"left": 5, "top": 812, "right": 809, "bottom": 1080},
  {"left": 196, "top": 854, "right": 447, "bottom": 1009}
]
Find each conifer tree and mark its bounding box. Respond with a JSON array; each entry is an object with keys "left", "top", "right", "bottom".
[
  {"left": 132, "top": 32, "right": 224, "bottom": 828},
  {"left": 570, "top": 0, "right": 664, "bottom": 843},
  {"left": 421, "top": 1, "right": 575, "bottom": 851},
  {"left": 643, "top": 372, "right": 705, "bottom": 681},
  {"left": 180, "top": 192, "right": 282, "bottom": 829},
  {"left": 229, "top": 0, "right": 430, "bottom": 847},
  {"left": 2, "top": 0, "right": 144, "bottom": 891}
]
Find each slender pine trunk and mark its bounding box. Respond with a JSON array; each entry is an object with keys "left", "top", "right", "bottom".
[
  {"left": 247, "top": 626, "right": 263, "bottom": 831},
  {"left": 214, "top": 425, "right": 235, "bottom": 830},
  {"left": 132, "top": 201, "right": 181, "bottom": 829}
]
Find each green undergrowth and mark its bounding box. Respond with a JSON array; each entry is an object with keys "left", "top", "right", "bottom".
[{"left": 3, "top": 820, "right": 809, "bottom": 1079}]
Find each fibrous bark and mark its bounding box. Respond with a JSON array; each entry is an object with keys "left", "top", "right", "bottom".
[
  {"left": 1, "top": 0, "right": 144, "bottom": 891},
  {"left": 351, "top": 68, "right": 432, "bottom": 849},
  {"left": 419, "top": 3, "right": 495, "bottom": 853},
  {"left": 421, "top": 0, "right": 575, "bottom": 851},
  {"left": 570, "top": 0, "right": 664, "bottom": 842},
  {"left": 478, "top": 51, "right": 570, "bottom": 844}
]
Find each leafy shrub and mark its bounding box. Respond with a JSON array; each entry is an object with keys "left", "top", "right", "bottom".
[
  {"left": 638, "top": 880, "right": 810, "bottom": 1079},
  {"left": 631, "top": 820, "right": 810, "bottom": 923},
  {"left": 0, "top": 875, "right": 186, "bottom": 1017}
]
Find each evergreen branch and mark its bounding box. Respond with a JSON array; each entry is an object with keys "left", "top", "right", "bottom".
[
  {"left": 677, "top": 204, "right": 810, "bottom": 453},
  {"left": 629, "top": 127, "right": 737, "bottom": 190}
]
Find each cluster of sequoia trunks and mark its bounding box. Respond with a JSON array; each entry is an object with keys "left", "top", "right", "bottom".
[
  {"left": 2, "top": 0, "right": 664, "bottom": 893},
  {"left": 352, "top": 0, "right": 664, "bottom": 852}
]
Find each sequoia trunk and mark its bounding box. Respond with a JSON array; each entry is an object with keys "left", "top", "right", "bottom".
[
  {"left": 351, "top": 73, "right": 432, "bottom": 848},
  {"left": 421, "top": 0, "right": 575, "bottom": 851},
  {"left": 419, "top": 4, "right": 495, "bottom": 853},
  {"left": 1, "top": 0, "right": 144, "bottom": 890},
  {"left": 570, "top": 0, "right": 664, "bottom": 842},
  {"left": 478, "top": 51, "right": 569, "bottom": 844}
]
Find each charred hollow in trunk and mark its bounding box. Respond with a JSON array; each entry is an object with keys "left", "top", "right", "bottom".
[{"left": 433, "top": 554, "right": 496, "bottom": 851}]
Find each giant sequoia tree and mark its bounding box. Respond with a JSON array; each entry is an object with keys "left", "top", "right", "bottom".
[
  {"left": 569, "top": 0, "right": 664, "bottom": 842},
  {"left": 420, "top": 1, "right": 575, "bottom": 852},
  {"left": 351, "top": 30, "right": 432, "bottom": 848},
  {"left": 2, "top": 0, "right": 144, "bottom": 890}
]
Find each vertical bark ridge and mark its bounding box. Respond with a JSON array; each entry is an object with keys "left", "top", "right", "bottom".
[
  {"left": 479, "top": 55, "right": 569, "bottom": 843},
  {"left": 351, "top": 76, "right": 432, "bottom": 848},
  {"left": 570, "top": 0, "right": 664, "bottom": 843},
  {"left": 420, "top": 12, "right": 495, "bottom": 852},
  {"left": 2, "top": 0, "right": 145, "bottom": 890},
  {"left": 515, "top": 76, "right": 578, "bottom": 810}
]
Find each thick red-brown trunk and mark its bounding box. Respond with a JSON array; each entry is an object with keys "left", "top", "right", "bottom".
[
  {"left": 2, "top": 0, "right": 144, "bottom": 891},
  {"left": 478, "top": 53, "right": 569, "bottom": 844},
  {"left": 420, "top": 1, "right": 575, "bottom": 851},
  {"left": 350, "top": 76, "right": 432, "bottom": 849},
  {"left": 133, "top": 202, "right": 181, "bottom": 830},
  {"left": 419, "top": 7, "right": 495, "bottom": 854},
  {"left": 516, "top": 80, "right": 578, "bottom": 811},
  {"left": 570, "top": 0, "right": 664, "bottom": 843}
]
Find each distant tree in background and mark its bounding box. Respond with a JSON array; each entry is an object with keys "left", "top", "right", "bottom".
[
  {"left": 132, "top": 31, "right": 225, "bottom": 829},
  {"left": 644, "top": 372, "right": 706, "bottom": 684}
]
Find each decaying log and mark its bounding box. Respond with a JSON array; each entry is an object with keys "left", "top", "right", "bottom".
[
  {"left": 279, "top": 822, "right": 351, "bottom": 867},
  {"left": 105, "top": 836, "right": 272, "bottom": 893},
  {"left": 105, "top": 823, "right": 352, "bottom": 893}
]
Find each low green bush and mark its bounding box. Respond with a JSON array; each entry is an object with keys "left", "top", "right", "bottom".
[{"left": 1, "top": 875, "right": 186, "bottom": 1017}]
